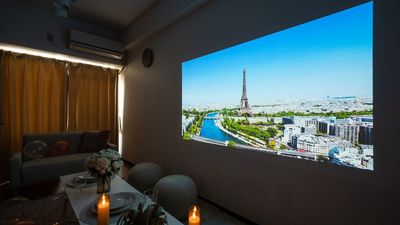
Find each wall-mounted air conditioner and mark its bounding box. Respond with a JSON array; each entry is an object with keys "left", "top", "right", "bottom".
[{"left": 69, "top": 29, "right": 124, "bottom": 60}]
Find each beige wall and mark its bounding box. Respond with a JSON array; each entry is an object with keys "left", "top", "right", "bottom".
[{"left": 122, "top": 0, "right": 400, "bottom": 224}]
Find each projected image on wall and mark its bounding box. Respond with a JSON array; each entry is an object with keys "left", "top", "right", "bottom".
[{"left": 182, "top": 2, "right": 373, "bottom": 170}]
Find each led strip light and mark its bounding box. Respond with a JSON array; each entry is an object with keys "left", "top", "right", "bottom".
[{"left": 0, "top": 42, "right": 123, "bottom": 70}]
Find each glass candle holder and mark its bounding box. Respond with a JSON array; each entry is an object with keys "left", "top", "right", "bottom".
[{"left": 188, "top": 206, "right": 200, "bottom": 225}]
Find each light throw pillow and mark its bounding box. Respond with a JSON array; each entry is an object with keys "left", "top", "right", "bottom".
[
  {"left": 23, "top": 140, "right": 48, "bottom": 161},
  {"left": 79, "top": 130, "right": 111, "bottom": 153},
  {"left": 47, "top": 140, "right": 70, "bottom": 157}
]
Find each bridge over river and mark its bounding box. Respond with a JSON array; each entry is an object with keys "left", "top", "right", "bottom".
[{"left": 203, "top": 116, "right": 217, "bottom": 120}]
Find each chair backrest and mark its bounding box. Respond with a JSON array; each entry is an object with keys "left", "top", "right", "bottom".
[{"left": 127, "top": 162, "right": 164, "bottom": 193}]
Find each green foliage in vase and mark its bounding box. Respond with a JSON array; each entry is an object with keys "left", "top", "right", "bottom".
[{"left": 117, "top": 203, "right": 167, "bottom": 225}]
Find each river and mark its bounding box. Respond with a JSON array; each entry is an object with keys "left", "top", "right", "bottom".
[{"left": 200, "top": 112, "right": 244, "bottom": 144}]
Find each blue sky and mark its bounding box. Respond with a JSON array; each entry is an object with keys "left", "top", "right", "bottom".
[{"left": 182, "top": 1, "right": 373, "bottom": 107}]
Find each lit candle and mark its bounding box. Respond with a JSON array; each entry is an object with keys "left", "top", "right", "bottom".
[
  {"left": 188, "top": 206, "right": 200, "bottom": 225},
  {"left": 97, "top": 193, "right": 109, "bottom": 225}
]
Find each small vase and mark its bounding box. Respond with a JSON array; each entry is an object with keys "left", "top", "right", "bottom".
[{"left": 97, "top": 175, "right": 111, "bottom": 194}]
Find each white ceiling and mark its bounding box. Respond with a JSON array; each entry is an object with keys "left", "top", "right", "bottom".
[{"left": 22, "top": 0, "right": 158, "bottom": 31}]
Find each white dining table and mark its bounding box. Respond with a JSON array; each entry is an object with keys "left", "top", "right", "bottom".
[{"left": 60, "top": 172, "right": 184, "bottom": 225}]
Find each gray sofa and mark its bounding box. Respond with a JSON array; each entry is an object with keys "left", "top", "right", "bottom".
[{"left": 10, "top": 132, "right": 117, "bottom": 189}]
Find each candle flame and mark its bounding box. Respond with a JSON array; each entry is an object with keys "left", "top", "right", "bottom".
[
  {"left": 189, "top": 206, "right": 199, "bottom": 222},
  {"left": 192, "top": 210, "right": 196, "bottom": 219},
  {"left": 101, "top": 194, "right": 106, "bottom": 205}
]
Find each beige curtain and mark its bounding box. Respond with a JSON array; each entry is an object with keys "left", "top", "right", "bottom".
[
  {"left": 67, "top": 63, "right": 118, "bottom": 144},
  {"left": 0, "top": 51, "right": 65, "bottom": 180},
  {"left": 0, "top": 51, "right": 118, "bottom": 181},
  {"left": 0, "top": 51, "right": 119, "bottom": 182}
]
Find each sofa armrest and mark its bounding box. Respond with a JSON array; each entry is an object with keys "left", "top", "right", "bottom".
[
  {"left": 107, "top": 142, "right": 118, "bottom": 151},
  {"left": 9, "top": 152, "right": 22, "bottom": 189}
]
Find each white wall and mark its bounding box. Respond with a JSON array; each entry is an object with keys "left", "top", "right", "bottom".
[
  {"left": 0, "top": 0, "right": 121, "bottom": 64},
  {"left": 122, "top": 0, "right": 400, "bottom": 224}
]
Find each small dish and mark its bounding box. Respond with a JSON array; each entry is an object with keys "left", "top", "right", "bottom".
[
  {"left": 66, "top": 178, "right": 96, "bottom": 188},
  {"left": 90, "top": 192, "right": 136, "bottom": 214},
  {"left": 76, "top": 173, "right": 97, "bottom": 183}
]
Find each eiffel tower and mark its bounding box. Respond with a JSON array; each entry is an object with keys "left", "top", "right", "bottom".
[{"left": 238, "top": 68, "right": 253, "bottom": 116}]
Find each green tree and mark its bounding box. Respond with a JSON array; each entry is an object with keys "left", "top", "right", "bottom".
[
  {"left": 267, "top": 140, "right": 277, "bottom": 149},
  {"left": 276, "top": 123, "right": 284, "bottom": 131},
  {"left": 267, "top": 127, "right": 278, "bottom": 137},
  {"left": 183, "top": 132, "right": 192, "bottom": 140},
  {"left": 253, "top": 121, "right": 270, "bottom": 126},
  {"left": 279, "top": 144, "right": 287, "bottom": 150},
  {"left": 238, "top": 119, "right": 250, "bottom": 125},
  {"left": 227, "top": 141, "right": 236, "bottom": 148}
]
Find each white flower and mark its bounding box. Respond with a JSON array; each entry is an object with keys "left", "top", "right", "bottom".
[
  {"left": 84, "top": 149, "right": 121, "bottom": 176},
  {"left": 112, "top": 160, "right": 122, "bottom": 170}
]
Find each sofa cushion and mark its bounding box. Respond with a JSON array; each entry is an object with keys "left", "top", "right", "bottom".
[
  {"left": 21, "top": 153, "right": 92, "bottom": 187},
  {"left": 79, "top": 130, "right": 110, "bottom": 153},
  {"left": 47, "top": 140, "right": 70, "bottom": 157},
  {"left": 22, "top": 140, "right": 48, "bottom": 161},
  {"left": 23, "top": 132, "right": 83, "bottom": 155}
]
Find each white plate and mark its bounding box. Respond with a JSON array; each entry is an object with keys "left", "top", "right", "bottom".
[
  {"left": 90, "top": 192, "right": 136, "bottom": 214},
  {"left": 79, "top": 173, "right": 97, "bottom": 183},
  {"left": 79, "top": 201, "right": 131, "bottom": 225},
  {"left": 66, "top": 179, "right": 96, "bottom": 188}
]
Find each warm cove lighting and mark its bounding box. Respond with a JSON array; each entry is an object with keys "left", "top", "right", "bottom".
[{"left": 0, "top": 42, "right": 123, "bottom": 70}]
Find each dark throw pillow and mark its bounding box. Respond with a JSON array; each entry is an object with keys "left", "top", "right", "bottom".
[
  {"left": 47, "top": 140, "right": 70, "bottom": 157},
  {"left": 23, "top": 140, "right": 48, "bottom": 161},
  {"left": 79, "top": 130, "right": 111, "bottom": 153}
]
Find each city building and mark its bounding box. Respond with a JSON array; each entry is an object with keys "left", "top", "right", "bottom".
[
  {"left": 294, "top": 134, "right": 330, "bottom": 155},
  {"left": 292, "top": 134, "right": 352, "bottom": 156},
  {"left": 359, "top": 124, "right": 373, "bottom": 145},
  {"left": 356, "top": 116, "right": 373, "bottom": 123},
  {"left": 282, "top": 124, "right": 302, "bottom": 144},
  {"left": 361, "top": 144, "right": 374, "bottom": 157},
  {"left": 305, "top": 119, "right": 318, "bottom": 126},
  {"left": 282, "top": 117, "right": 294, "bottom": 125},
  {"left": 301, "top": 124, "right": 317, "bottom": 134},
  {"left": 317, "top": 121, "right": 330, "bottom": 134},
  {"left": 329, "top": 124, "right": 360, "bottom": 144}
]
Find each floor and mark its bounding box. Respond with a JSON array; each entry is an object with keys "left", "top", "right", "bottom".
[
  {"left": 187, "top": 198, "right": 252, "bottom": 225},
  {"left": 0, "top": 161, "right": 253, "bottom": 225}
]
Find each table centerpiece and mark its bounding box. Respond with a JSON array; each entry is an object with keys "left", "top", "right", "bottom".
[{"left": 84, "top": 149, "right": 123, "bottom": 193}]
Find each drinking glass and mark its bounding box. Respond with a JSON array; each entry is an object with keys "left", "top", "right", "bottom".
[
  {"left": 74, "top": 175, "right": 86, "bottom": 192},
  {"left": 143, "top": 188, "right": 159, "bottom": 207}
]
